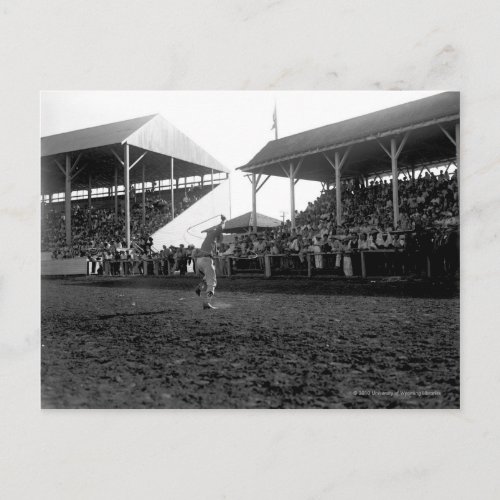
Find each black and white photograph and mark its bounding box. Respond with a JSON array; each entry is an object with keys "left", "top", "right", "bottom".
[
  {"left": 4, "top": 0, "right": 500, "bottom": 498},
  {"left": 41, "top": 90, "right": 460, "bottom": 409}
]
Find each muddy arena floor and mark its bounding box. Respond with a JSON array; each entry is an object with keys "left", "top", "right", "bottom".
[{"left": 41, "top": 275, "right": 459, "bottom": 409}]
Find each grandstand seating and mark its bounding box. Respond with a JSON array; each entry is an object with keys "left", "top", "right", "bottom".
[
  {"left": 41, "top": 184, "right": 214, "bottom": 256},
  {"left": 42, "top": 169, "right": 459, "bottom": 279},
  {"left": 295, "top": 169, "right": 458, "bottom": 234}
]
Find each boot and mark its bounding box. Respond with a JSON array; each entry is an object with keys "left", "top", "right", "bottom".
[
  {"left": 195, "top": 280, "right": 206, "bottom": 296},
  {"left": 203, "top": 291, "right": 216, "bottom": 310}
]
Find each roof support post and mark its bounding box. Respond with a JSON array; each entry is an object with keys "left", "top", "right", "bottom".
[
  {"left": 142, "top": 163, "right": 146, "bottom": 229},
  {"left": 124, "top": 143, "right": 131, "bottom": 248},
  {"left": 251, "top": 173, "right": 257, "bottom": 233},
  {"left": 228, "top": 172, "right": 232, "bottom": 219},
  {"left": 379, "top": 133, "right": 408, "bottom": 229},
  {"left": 323, "top": 148, "right": 350, "bottom": 228},
  {"left": 65, "top": 154, "right": 72, "bottom": 246},
  {"left": 335, "top": 151, "right": 342, "bottom": 227},
  {"left": 390, "top": 138, "right": 399, "bottom": 230},
  {"left": 455, "top": 122, "right": 460, "bottom": 195},
  {"left": 211, "top": 169, "right": 214, "bottom": 190},
  {"left": 114, "top": 166, "right": 118, "bottom": 222},
  {"left": 170, "top": 157, "right": 174, "bottom": 220},
  {"left": 289, "top": 163, "right": 296, "bottom": 229},
  {"left": 88, "top": 171, "right": 92, "bottom": 209},
  {"left": 87, "top": 171, "right": 92, "bottom": 229}
]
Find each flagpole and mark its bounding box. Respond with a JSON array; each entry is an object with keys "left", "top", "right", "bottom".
[
  {"left": 274, "top": 101, "right": 278, "bottom": 140},
  {"left": 271, "top": 101, "right": 279, "bottom": 140}
]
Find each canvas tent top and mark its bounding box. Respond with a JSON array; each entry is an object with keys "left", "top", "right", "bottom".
[
  {"left": 238, "top": 92, "right": 459, "bottom": 181},
  {"left": 204, "top": 211, "right": 282, "bottom": 234},
  {"left": 41, "top": 114, "right": 229, "bottom": 195}
]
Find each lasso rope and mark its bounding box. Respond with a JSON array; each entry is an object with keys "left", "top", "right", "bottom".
[
  {"left": 186, "top": 214, "right": 223, "bottom": 240},
  {"left": 185, "top": 215, "right": 260, "bottom": 260}
]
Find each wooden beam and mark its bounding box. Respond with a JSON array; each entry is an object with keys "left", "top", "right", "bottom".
[
  {"left": 335, "top": 151, "right": 341, "bottom": 227},
  {"left": 396, "top": 132, "right": 410, "bottom": 158},
  {"left": 124, "top": 143, "right": 131, "bottom": 248},
  {"left": 293, "top": 158, "right": 304, "bottom": 177},
  {"left": 455, "top": 122, "right": 460, "bottom": 195},
  {"left": 391, "top": 138, "right": 399, "bottom": 230},
  {"left": 439, "top": 124, "right": 456, "bottom": 146},
  {"left": 71, "top": 163, "right": 87, "bottom": 181},
  {"left": 323, "top": 152, "right": 336, "bottom": 171},
  {"left": 114, "top": 165, "right": 118, "bottom": 222},
  {"left": 88, "top": 172, "right": 92, "bottom": 213},
  {"left": 142, "top": 164, "right": 146, "bottom": 229},
  {"left": 252, "top": 172, "right": 257, "bottom": 232},
  {"left": 289, "top": 163, "right": 296, "bottom": 229},
  {"left": 279, "top": 164, "right": 289, "bottom": 177},
  {"left": 378, "top": 140, "right": 391, "bottom": 158},
  {"left": 171, "top": 157, "right": 175, "bottom": 219},
  {"left": 129, "top": 151, "right": 148, "bottom": 170},
  {"left": 70, "top": 153, "right": 82, "bottom": 174},
  {"left": 65, "top": 154, "right": 72, "bottom": 246},
  {"left": 110, "top": 148, "right": 124, "bottom": 166},
  {"left": 54, "top": 159, "right": 65, "bottom": 176},
  {"left": 338, "top": 146, "right": 351, "bottom": 171},
  {"left": 255, "top": 175, "right": 271, "bottom": 193}
]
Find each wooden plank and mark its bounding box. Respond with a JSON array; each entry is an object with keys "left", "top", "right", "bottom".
[
  {"left": 439, "top": 124, "right": 456, "bottom": 146},
  {"left": 396, "top": 132, "right": 410, "bottom": 158},
  {"left": 377, "top": 140, "right": 391, "bottom": 158},
  {"left": 41, "top": 257, "right": 88, "bottom": 276},
  {"left": 129, "top": 151, "right": 148, "bottom": 170},
  {"left": 110, "top": 148, "right": 124, "bottom": 166},
  {"left": 264, "top": 255, "right": 272, "bottom": 278},
  {"left": 256, "top": 175, "right": 271, "bottom": 193}
]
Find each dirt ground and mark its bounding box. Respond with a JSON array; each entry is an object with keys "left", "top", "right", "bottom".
[{"left": 41, "top": 276, "right": 459, "bottom": 409}]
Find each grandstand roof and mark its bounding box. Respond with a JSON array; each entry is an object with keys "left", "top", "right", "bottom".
[
  {"left": 238, "top": 92, "right": 459, "bottom": 181},
  {"left": 41, "top": 114, "right": 229, "bottom": 194}
]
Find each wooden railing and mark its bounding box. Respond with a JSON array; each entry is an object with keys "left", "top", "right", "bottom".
[
  {"left": 219, "top": 250, "right": 432, "bottom": 279},
  {"left": 85, "top": 250, "right": 432, "bottom": 279}
]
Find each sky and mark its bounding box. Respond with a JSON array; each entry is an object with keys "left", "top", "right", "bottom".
[{"left": 41, "top": 90, "right": 441, "bottom": 220}]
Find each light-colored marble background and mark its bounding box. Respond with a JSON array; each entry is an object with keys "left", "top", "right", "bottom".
[{"left": 1, "top": 0, "right": 499, "bottom": 498}]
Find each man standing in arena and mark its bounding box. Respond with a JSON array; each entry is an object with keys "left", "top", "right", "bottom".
[{"left": 194, "top": 215, "right": 226, "bottom": 310}]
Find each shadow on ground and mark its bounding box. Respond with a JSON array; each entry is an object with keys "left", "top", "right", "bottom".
[{"left": 51, "top": 275, "right": 459, "bottom": 299}]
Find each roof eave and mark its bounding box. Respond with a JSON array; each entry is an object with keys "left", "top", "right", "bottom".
[{"left": 238, "top": 114, "right": 459, "bottom": 172}]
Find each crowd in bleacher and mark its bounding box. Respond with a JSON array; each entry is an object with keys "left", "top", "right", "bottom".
[
  {"left": 42, "top": 169, "right": 459, "bottom": 277},
  {"left": 41, "top": 185, "right": 210, "bottom": 258},
  {"left": 214, "top": 169, "right": 459, "bottom": 277},
  {"left": 296, "top": 169, "right": 458, "bottom": 233},
  {"left": 220, "top": 169, "right": 458, "bottom": 254}
]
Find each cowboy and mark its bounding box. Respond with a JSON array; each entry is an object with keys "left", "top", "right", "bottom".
[{"left": 194, "top": 215, "right": 226, "bottom": 310}]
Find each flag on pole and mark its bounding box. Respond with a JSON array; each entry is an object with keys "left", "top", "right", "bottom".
[{"left": 271, "top": 103, "right": 278, "bottom": 139}]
